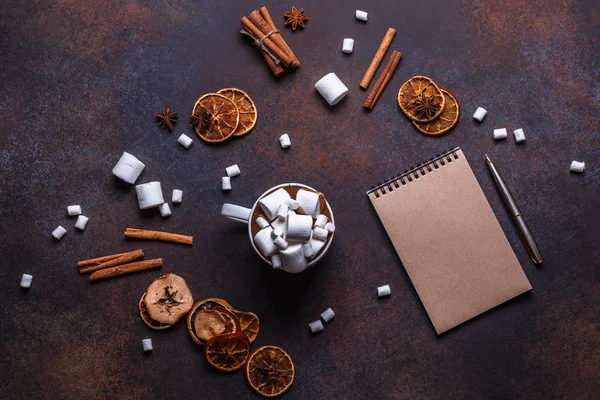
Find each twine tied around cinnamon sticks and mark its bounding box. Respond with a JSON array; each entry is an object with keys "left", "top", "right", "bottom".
[{"left": 239, "top": 28, "right": 282, "bottom": 65}]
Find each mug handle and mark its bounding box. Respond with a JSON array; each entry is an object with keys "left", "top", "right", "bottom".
[{"left": 221, "top": 203, "right": 251, "bottom": 223}]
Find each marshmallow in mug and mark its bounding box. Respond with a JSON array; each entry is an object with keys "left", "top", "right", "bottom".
[
  {"left": 286, "top": 213, "right": 313, "bottom": 242},
  {"left": 278, "top": 243, "right": 308, "bottom": 273},
  {"left": 296, "top": 189, "right": 320, "bottom": 217},
  {"left": 314, "top": 73, "right": 349, "bottom": 106},
  {"left": 253, "top": 226, "right": 278, "bottom": 257},
  {"left": 258, "top": 188, "right": 291, "bottom": 220}
]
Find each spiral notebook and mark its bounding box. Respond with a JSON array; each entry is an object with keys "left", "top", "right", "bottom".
[{"left": 367, "top": 148, "right": 531, "bottom": 334}]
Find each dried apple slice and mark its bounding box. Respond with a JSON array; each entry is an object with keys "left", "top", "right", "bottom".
[
  {"left": 205, "top": 332, "right": 250, "bottom": 372},
  {"left": 139, "top": 292, "right": 172, "bottom": 330},
  {"left": 144, "top": 274, "right": 194, "bottom": 325},
  {"left": 246, "top": 345, "right": 295, "bottom": 398},
  {"left": 187, "top": 304, "right": 241, "bottom": 346}
]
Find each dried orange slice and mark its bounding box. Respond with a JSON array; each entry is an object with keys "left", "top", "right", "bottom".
[
  {"left": 232, "top": 310, "right": 260, "bottom": 344},
  {"left": 191, "top": 93, "right": 239, "bottom": 143},
  {"left": 144, "top": 274, "right": 194, "bottom": 325},
  {"left": 217, "top": 88, "right": 257, "bottom": 137},
  {"left": 412, "top": 88, "right": 460, "bottom": 136},
  {"left": 139, "top": 292, "right": 172, "bottom": 330},
  {"left": 398, "top": 76, "right": 445, "bottom": 123},
  {"left": 205, "top": 332, "right": 250, "bottom": 372},
  {"left": 187, "top": 304, "right": 241, "bottom": 345},
  {"left": 245, "top": 345, "right": 295, "bottom": 398}
]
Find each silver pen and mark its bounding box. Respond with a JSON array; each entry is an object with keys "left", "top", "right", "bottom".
[{"left": 485, "top": 154, "right": 543, "bottom": 264}]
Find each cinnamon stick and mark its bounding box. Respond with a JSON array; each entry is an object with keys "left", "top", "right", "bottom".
[
  {"left": 359, "top": 28, "right": 396, "bottom": 89},
  {"left": 240, "top": 17, "right": 292, "bottom": 67},
  {"left": 89, "top": 259, "right": 163, "bottom": 282},
  {"left": 262, "top": 52, "right": 285, "bottom": 76},
  {"left": 77, "top": 251, "right": 129, "bottom": 268},
  {"left": 252, "top": 8, "right": 300, "bottom": 68},
  {"left": 124, "top": 228, "right": 193, "bottom": 245},
  {"left": 364, "top": 50, "right": 402, "bottom": 109},
  {"left": 79, "top": 249, "right": 144, "bottom": 274}
]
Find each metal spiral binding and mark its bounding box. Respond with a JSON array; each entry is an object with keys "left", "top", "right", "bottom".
[{"left": 367, "top": 147, "right": 460, "bottom": 198}]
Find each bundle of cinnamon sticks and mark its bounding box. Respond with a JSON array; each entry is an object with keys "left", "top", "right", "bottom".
[
  {"left": 78, "top": 249, "right": 163, "bottom": 281},
  {"left": 240, "top": 6, "right": 299, "bottom": 76}
]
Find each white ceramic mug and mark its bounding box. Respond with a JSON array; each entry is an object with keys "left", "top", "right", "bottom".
[{"left": 221, "top": 183, "right": 335, "bottom": 269}]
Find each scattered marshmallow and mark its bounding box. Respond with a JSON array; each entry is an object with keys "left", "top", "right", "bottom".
[
  {"left": 314, "top": 214, "right": 328, "bottom": 229},
  {"left": 314, "top": 72, "right": 349, "bottom": 106},
  {"left": 302, "top": 243, "right": 315, "bottom": 258},
  {"left": 271, "top": 227, "right": 284, "bottom": 238},
  {"left": 321, "top": 308, "right": 335, "bottom": 322},
  {"left": 325, "top": 222, "right": 336, "bottom": 233},
  {"left": 286, "top": 213, "right": 313, "bottom": 241},
  {"left": 296, "top": 189, "right": 320, "bottom": 217},
  {"left": 312, "top": 227, "right": 328, "bottom": 242},
  {"left": 273, "top": 236, "right": 289, "bottom": 250},
  {"left": 226, "top": 164, "right": 241, "bottom": 177},
  {"left": 52, "top": 226, "right": 67, "bottom": 240},
  {"left": 159, "top": 203, "right": 171, "bottom": 218},
  {"left": 279, "top": 134, "right": 291, "bottom": 149},
  {"left": 342, "top": 38, "right": 354, "bottom": 53},
  {"left": 377, "top": 285, "right": 391, "bottom": 297},
  {"left": 221, "top": 176, "right": 231, "bottom": 191},
  {"left": 473, "top": 107, "right": 487, "bottom": 122},
  {"left": 20, "top": 274, "right": 33, "bottom": 289},
  {"left": 258, "top": 188, "right": 291, "bottom": 220},
  {"left": 74, "top": 215, "right": 89, "bottom": 230},
  {"left": 279, "top": 244, "right": 307, "bottom": 273},
  {"left": 67, "top": 205, "right": 82, "bottom": 216},
  {"left": 513, "top": 128, "right": 526, "bottom": 143},
  {"left": 177, "top": 134, "right": 193, "bottom": 148},
  {"left": 172, "top": 189, "right": 183, "bottom": 203},
  {"left": 135, "top": 182, "right": 165, "bottom": 209},
  {"left": 256, "top": 216, "right": 270, "bottom": 229},
  {"left": 493, "top": 128, "right": 507, "bottom": 140},
  {"left": 112, "top": 151, "right": 145, "bottom": 184},
  {"left": 309, "top": 320, "right": 324, "bottom": 333},
  {"left": 142, "top": 338, "right": 153, "bottom": 352},
  {"left": 271, "top": 254, "right": 282, "bottom": 269},
  {"left": 570, "top": 160, "right": 585, "bottom": 173},
  {"left": 286, "top": 199, "right": 299, "bottom": 210},
  {"left": 254, "top": 227, "right": 278, "bottom": 256},
  {"left": 355, "top": 10, "right": 368, "bottom": 21}
]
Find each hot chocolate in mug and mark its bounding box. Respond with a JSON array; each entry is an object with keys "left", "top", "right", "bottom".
[{"left": 221, "top": 183, "right": 335, "bottom": 273}]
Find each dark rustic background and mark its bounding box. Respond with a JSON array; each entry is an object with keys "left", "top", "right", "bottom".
[{"left": 1, "top": 1, "right": 598, "bottom": 399}]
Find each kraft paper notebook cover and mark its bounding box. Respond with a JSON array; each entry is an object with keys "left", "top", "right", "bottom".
[{"left": 367, "top": 148, "right": 531, "bottom": 335}]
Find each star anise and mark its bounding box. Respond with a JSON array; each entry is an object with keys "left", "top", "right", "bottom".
[
  {"left": 413, "top": 94, "right": 439, "bottom": 120},
  {"left": 284, "top": 6, "right": 308, "bottom": 31},
  {"left": 156, "top": 106, "right": 178, "bottom": 131},
  {"left": 190, "top": 106, "right": 212, "bottom": 129}
]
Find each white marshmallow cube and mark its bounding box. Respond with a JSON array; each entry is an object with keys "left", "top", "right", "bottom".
[
  {"left": 279, "top": 134, "right": 291, "bottom": 148},
  {"left": 135, "top": 182, "right": 165, "bottom": 209},
  {"left": 172, "top": 189, "right": 183, "bottom": 203},
  {"left": 52, "top": 226, "right": 67, "bottom": 240},
  {"left": 276, "top": 204, "right": 289, "bottom": 220},
  {"left": 253, "top": 227, "right": 278, "bottom": 256},
  {"left": 279, "top": 244, "right": 308, "bottom": 273},
  {"left": 325, "top": 222, "right": 336, "bottom": 233},
  {"left": 513, "top": 128, "right": 526, "bottom": 143},
  {"left": 286, "top": 213, "right": 313, "bottom": 241},
  {"left": 342, "top": 38, "right": 354, "bottom": 53},
  {"left": 286, "top": 199, "right": 299, "bottom": 210},
  {"left": 314, "top": 214, "right": 328, "bottom": 229},
  {"left": 221, "top": 176, "right": 231, "bottom": 191},
  {"left": 307, "top": 234, "right": 327, "bottom": 258},
  {"left": 20, "top": 274, "right": 33, "bottom": 288},
  {"left": 473, "top": 107, "right": 487, "bottom": 122},
  {"left": 355, "top": 10, "right": 368, "bottom": 21},
  {"left": 302, "top": 243, "right": 315, "bottom": 258},
  {"left": 67, "top": 205, "right": 82, "bottom": 216},
  {"left": 270, "top": 213, "right": 288, "bottom": 234},
  {"left": 271, "top": 254, "right": 282, "bottom": 269},
  {"left": 271, "top": 227, "right": 284, "bottom": 238},
  {"left": 570, "top": 160, "right": 585, "bottom": 173},
  {"left": 256, "top": 216, "right": 270, "bottom": 229},
  {"left": 74, "top": 215, "right": 89, "bottom": 230},
  {"left": 112, "top": 151, "right": 145, "bottom": 184},
  {"left": 142, "top": 338, "right": 153, "bottom": 352},
  {"left": 226, "top": 164, "right": 240, "bottom": 177},
  {"left": 159, "top": 203, "right": 171, "bottom": 218},
  {"left": 321, "top": 308, "right": 335, "bottom": 322},
  {"left": 309, "top": 320, "right": 324, "bottom": 333},
  {"left": 312, "top": 227, "right": 328, "bottom": 242},
  {"left": 314, "top": 73, "right": 349, "bottom": 106},
  {"left": 377, "top": 285, "right": 391, "bottom": 297},
  {"left": 177, "top": 134, "right": 193, "bottom": 148},
  {"left": 258, "top": 188, "right": 291, "bottom": 220},
  {"left": 273, "top": 236, "right": 289, "bottom": 250},
  {"left": 493, "top": 128, "right": 507, "bottom": 140},
  {"left": 296, "top": 189, "right": 321, "bottom": 217}
]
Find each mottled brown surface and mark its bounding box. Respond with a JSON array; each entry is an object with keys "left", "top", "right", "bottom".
[{"left": 1, "top": 1, "right": 598, "bottom": 399}]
